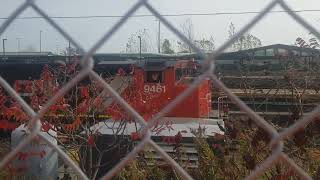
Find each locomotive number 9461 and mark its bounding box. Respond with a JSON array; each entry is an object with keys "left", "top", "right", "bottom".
[{"left": 144, "top": 84, "right": 166, "bottom": 93}]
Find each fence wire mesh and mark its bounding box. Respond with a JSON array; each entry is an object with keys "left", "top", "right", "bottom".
[{"left": 0, "top": 0, "right": 318, "bottom": 179}]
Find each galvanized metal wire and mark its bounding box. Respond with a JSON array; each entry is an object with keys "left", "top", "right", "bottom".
[{"left": 0, "top": 0, "right": 318, "bottom": 179}]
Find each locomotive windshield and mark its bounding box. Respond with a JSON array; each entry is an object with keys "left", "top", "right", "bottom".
[{"left": 145, "top": 71, "right": 163, "bottom": 83}]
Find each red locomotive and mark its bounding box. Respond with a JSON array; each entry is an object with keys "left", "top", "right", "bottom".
[{"left": 107, "top": 59, "right": 212, "bottom": 121}]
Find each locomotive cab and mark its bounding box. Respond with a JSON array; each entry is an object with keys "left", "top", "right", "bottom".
[{"left": 133, "top": 59, "right": 211, "bottom": 119}]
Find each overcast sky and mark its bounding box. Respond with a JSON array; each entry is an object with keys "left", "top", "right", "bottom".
[{"left": 0, "top": 0, "right": 320, "bottom": 53}]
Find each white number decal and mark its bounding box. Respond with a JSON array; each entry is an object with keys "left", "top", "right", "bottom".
[
  {"left": 150, "top": 85, "right": 155, "bottom": 92},
  {"left": 156, "top": 86, "right": 162, "bottom": 93},
  {"left": 144, "top": 85, "right": 166, "bottom": 93},
  {"left": 144, "top": 85, "right": 150, "bottom": 93}
]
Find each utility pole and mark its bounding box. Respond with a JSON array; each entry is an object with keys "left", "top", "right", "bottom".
[
  {"left": 156, "top": 19, "right": 161, "bottom": 53},
  {"left": 40, "top": 30, "right": 42, "bottom": 52},
  {"left": 138, "top": 36, "right": 142, "bottom": 60},
  {"left": 68, "top": 40, "right": 71, "bottom": 62},
  {"left": 16, "top": 38, "right": 21, "bottom": 53},
  {"left": 2, "top": 38, "right": 7, "bottom": 56},
  {"left": 68, "top": 40, "right": 71, "bottom": 56}
]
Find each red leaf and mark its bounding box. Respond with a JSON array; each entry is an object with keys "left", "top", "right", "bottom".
[
  {"left": 41, "top": 122, "right": 52, "bottom": 132},
  {"left": 64, "top": 118, "right": 81, "bottom": 132},
  {"left": 130, "top": 132, "right": 139, "bottom": 141},
  {"left": 93, "top": 97, "right": 102, "bottom": 108},
  {"left": 76, "top": 100, "right": 89, "bottom": 114},
  {"left": 40, "top": 150, "right": 46, "bottom": 158},
  {"left": 13, "top": 81, "right": 21, "bottom": 92},
  {"left": 79, "top": 86, "right": 89, "bottom": 99},
  {"left": 117, "top": 68, "right": 126, "bottom": 76},
  {"left": 17, "top": 152, "right": 28, "bottom": 161},
  {"left": 87, "top": 135, "right": 95, "bottom": 146}
]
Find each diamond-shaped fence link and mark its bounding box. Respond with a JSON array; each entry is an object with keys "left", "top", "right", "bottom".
[{"left": 0, "top": 0, "right": 318, "bottom": 179}]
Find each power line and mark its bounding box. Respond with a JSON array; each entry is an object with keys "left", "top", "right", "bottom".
[{"left": 0, "top": 9, "right": 320, "bottom": 20}]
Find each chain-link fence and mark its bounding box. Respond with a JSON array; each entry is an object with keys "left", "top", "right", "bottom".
[{"left": 0, "top": 0, "right": 318, "bottom": 179}]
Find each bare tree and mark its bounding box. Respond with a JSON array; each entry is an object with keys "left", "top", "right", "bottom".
[
  {"left": 178, "top": 18, "right": 195, "bottom": 53},
  {"left": 295, "top": 34, "right": 320, "bottom": 49},
  {"left": 194, "top": 36, "right": 215, "bottom": 53},
  {"left": 0, "top": 60, "right": 137, "bottom": 179},
  {"left": 177, "top": 18, "right": 215, "bottom": 53},
  {"left": 228, "top": 22, "right": 262, "bottom": 51},
  {"left": 59, "top": 46, "right": 81, "bottom": 56},
  {"left": 162, "top": 39, "right": 175, "bottom": 54}
]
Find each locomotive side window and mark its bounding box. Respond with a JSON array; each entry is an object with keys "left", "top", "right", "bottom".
[
  {"left": 175, "top": 68, "right": 183, "bottom": 81},
  {"left": 145, "top": 71, "right": 163, "bottom": 83},
  {"left": 175, "top": 68, "right": 197, "bottom": 81}
]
